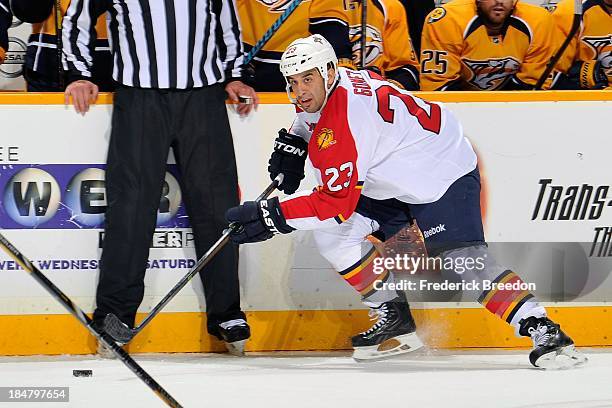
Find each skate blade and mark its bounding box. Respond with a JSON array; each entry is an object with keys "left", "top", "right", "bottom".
[
  {"left": 353, "top": 333, "right": 424, "bottom": 362},
  {"left": 226, "top": 339, "right": 247, "bottom": 356},
  {"left": 534, "top": 345, "right": 588, "bottom": 369}
]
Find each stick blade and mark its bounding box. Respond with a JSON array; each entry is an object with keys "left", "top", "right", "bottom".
[{"left": 103, "top": 313, "right": 136, "bottom": 343}]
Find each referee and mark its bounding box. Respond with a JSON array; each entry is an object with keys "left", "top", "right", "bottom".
[{"left": 62, "top": 0, "right": 258, "bottom": 356}]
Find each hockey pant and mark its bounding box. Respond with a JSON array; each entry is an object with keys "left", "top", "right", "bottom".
[{"left": 312, "top": 167, "right": 546, "bottom": 333}]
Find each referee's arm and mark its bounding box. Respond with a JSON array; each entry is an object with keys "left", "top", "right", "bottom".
[
  {"left": 0, "top": 0, "right": 10, "bottom": 64},
  {"left": 214, "top": 0, "right": 259, "bottom": 114},
  {"left": 62, "top": 0, "right": 110, "bottom": 114},
  {"left": 214, "top": 0, "right": 244, "bottom": 82}
]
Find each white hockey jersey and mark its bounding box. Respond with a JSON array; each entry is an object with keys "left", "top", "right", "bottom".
[{"left": 281, "top": 67, "right": 477, "bottom": 231}]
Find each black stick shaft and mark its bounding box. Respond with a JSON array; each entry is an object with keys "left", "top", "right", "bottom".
[
  {"left": 131, "top": 174, "right": 284, "bottom": 336},
  {"left": 0, "top": 234, "right": 182, "bottom": 408},
  {"left": 134, "top": 230, "right": 231, "bottom": 333},
  {"left": 54, "top": 0, "right": 65, "bottom": 89},
  {"left": 360, "top": 0, "right": 367, "bottom": 69},
  {"left": 534, "top": 0, "right": 582, "bottom": 90}
]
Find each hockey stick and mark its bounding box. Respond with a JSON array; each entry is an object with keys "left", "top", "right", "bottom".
[
  {"left": 359, "top": 0, "right": 367, "bottom": 69},
  {"left": 104, "top": 173, "right": 285, "bottom": 344},
  {"left": 534, "top": 0, "right": 582, "bottom": 90},
  {"left": 54, "top": 0, "right": 65, "bottom": 89},
  {"left": 244, "top": 0, "right": 304, "bottom": 64},
  {"left": 0, "top": 234, "right": 182, "bottom": 408}
]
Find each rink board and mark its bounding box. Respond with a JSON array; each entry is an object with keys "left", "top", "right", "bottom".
[{"left": 0, "top": 91, "right": 610, "bottom": 355}]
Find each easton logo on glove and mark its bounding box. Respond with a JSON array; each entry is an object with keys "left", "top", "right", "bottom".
[
  {"left": 274, "top": 140, "right": 307, "bottom": 157},
  {"left": 260, "top": 200, "right": 281, "bottom": 235},
  {"left": 225, "top": 197, "right": 294, "bottom": 245},
  {"left": 268, "top": 129, "right": 309, "bottom": 195}
]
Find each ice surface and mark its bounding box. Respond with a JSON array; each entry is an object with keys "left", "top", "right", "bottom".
[{"left": 0, "top": 349, "right": 611, "bottom": 408}]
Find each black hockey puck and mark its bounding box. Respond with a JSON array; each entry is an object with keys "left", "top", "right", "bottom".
[{"left": 72, "top": 369, "right": 92, "bottom": 377}]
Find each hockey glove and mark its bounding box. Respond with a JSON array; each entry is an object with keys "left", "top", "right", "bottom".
[
  {"left": 268, "top": 129, "right": 308, "bottom": 195},
  {"left": 568, "top": 60, "right": 608, "bottom": 89},
  {"left": 225, "top": 197, "right": 294, "bottom": 244}
]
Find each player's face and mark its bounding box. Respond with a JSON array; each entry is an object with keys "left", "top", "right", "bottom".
[
  {"left": 477, "top": 0, "right": 515, "bottom": 25},
  {"left": 287, "top": 67, "right": 335, "bottom": 113},
  {"left": 287, "top": 69, "right": 327, "bottom": 112}
]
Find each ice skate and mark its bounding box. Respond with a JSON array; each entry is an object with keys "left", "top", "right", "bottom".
[
  {"left": 351, "top": 292, "right": 423, "bottom": 361},
  {"left": 218, "top": 319, "right": 251, "bottom": 356},
  {"left": 519, "top": 316, "right": 587, "bottom": 369}
]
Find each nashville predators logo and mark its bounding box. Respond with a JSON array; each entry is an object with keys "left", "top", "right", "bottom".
[
  {"left": 463, "top": 57, "right": 520, "bottom": 90},
  {"left": 540, "top": 0, "right": 560, "bottom": 13},
  {"left": 316, "top": 128, "right": 337, "bottom": 151},
  {"left": 427, "top": 7, "right": 447, "bottom": 23},
  {"left": 255, "top": 0, "right": 307, "bottom": 12},
  {"left": 349, "top": 24, "right": 383, "bottom": 66},
  {"left": 582, "top": 36, "right": 612, "bottom": 75}
]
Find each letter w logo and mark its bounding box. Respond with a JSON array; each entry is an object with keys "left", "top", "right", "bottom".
[{"left": 13, "top": 182, "right": 52, "bottom": 216}]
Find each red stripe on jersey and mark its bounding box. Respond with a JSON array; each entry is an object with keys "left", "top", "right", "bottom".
[
  {"left": 365, "top": 69, "right": 384, "bottom": 81},
  {"left": 484, "top": 275, "right": 524, "bottom": 317},
  {"left": 280, "top": 87, "right": 362, "bottom": 224}
]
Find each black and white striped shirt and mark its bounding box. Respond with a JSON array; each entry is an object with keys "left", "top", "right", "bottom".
[{"left": 62, "top": 0, "right": 244, "bottom": 89}]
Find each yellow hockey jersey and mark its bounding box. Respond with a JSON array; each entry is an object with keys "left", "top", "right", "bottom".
[
  {"left": 344, "top": 0, "right": 420, "bottom": 89},
  {"left": 237, "top": 0, "right": 352, "bottom": 90},
  {"left": 420, "top": 0, "right": 559, "bottom": 90},
  {"left": 550, "top": 0, "right": 611, "bottom": 84},
  {"left": 24, "top": 0, "right": 111, "bottom": 88},
  {"left": 237, "top": 0, "right": 351, "bottom": 58}
]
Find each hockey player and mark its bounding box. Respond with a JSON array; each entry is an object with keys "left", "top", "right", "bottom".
[
  {"left": 0, "top": 0, "right": 9, "bottom": 65},
  {"left": 10, "top": 0, "right": 112, "bottom": 91},
  {"left": 398, "top": 0, "right": 436, "bottom": 55},
  {"left": 420, "top": 0, "right": 563, "bottom": 90},
  {"left": 226, "top": 34, "right": 588, "bottom": 368},
  {"left": 546, "top": 0, "right": 610, "bottom": 89},
  {"left": 344, "top": 0, "right": 421, "bottom": 90},
  {"left": 237, "top": 0, "right": 354, "bottom": 91}
]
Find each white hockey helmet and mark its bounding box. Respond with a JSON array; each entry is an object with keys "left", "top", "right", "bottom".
[{"left": 279, "top": 34, "right": 338, "bottom": 106}]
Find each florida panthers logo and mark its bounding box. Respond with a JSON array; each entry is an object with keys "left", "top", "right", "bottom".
[
  {"left": 256, "top": 0, "right": 306, "bottom": 12},
  {"left": 349, "top": 24, "right": 383, "bottom": 66},
  {"left": 316, "top": 128, "right": 336, "bottom": 151},
  {"left": 582, "top": 35, "right": 612, "bottom": 76},
  {"left": 463, "top": 57, "right": 520, "bottom": 90}
]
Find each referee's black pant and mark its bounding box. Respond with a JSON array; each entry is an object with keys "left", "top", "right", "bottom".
[{"left": 93, "top": 84, "right": 244, "bottom": 337}]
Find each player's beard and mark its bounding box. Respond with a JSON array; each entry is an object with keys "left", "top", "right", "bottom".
[{"left": 476, "top": 2, "right": 515, "bottom": 34}]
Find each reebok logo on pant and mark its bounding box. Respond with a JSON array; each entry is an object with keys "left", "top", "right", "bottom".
[{"left": 423, "top": 224, "right": 446, "bottom": 239}]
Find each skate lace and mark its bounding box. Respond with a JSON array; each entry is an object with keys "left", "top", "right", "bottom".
[
  {"left": 219, "top": 319, "right": 247, "bottom": 330},
  {"left": 528, "top": 323, "right": 552, "bottom": 347},
  {"left": 362, "top": 305, "right": 389, "bottom": 336}
]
